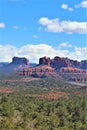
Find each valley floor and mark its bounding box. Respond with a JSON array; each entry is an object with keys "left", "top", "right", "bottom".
[{"left": 0, "top": 74, "right": 87, "bottom": 130}]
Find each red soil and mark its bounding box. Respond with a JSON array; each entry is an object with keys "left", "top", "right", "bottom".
[
  {"left": 26, "top": 92, "right": 67, "bottom": 100},
  {"left": 0, "top": 88, "right": 14, "bottom": 93}
]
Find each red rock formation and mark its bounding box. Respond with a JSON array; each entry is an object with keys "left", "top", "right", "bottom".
[
  {"left": 18, "top": 65, "right": 60, "bottom": 78},
  {"left": 81, "top": 60, "right": 87, "bottom": 70},
  {"left": 70, "top": 60, "right": 81, "bottom": 68},
  {"left": 16, "top": 56, "right": 87, "bottom": 82},
  {"left": 39, "top": 56, "right": 51, "bottom": 66},
  {"left": 11, "top": 57, "right": 29, "bottom": 65},
  {"left": 51, "top": 56, "right": 71, "bottom": 69},
  {"left": 60, "top": 67, "right": 87, "bottom": 73},
  {"left": 33, "top": 56, "right": 87, "bottom": 71},
  {"left": 59, "top": 67, "right": 87, "bottom": 82}
]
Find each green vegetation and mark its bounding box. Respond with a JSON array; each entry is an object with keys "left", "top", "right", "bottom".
[
  {"left": 0, "top": 74, "right": 87, "bottom": 130},
  {"left": 0, "top": 94, "right": 87, "bottom": 130},
  {"left": 0, "top": 76, "right": 83, "bottom": 94}
]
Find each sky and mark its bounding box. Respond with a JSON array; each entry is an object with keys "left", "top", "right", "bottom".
[{"left": 0, "top": 0, "right": 87, "bottom": 63}]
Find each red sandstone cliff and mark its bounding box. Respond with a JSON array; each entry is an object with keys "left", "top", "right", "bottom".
[
  {"left": 39, "top": 56, "right": 87, "bottom": 70},
  {"left": 5, "top": 56, "right": 87, "bottom": 82},
  {"left": 18, "top": 65, "right": 61, "bottom": 78},
  {"left": 11, "top": 57, "right": 29, "bottom": 65}
]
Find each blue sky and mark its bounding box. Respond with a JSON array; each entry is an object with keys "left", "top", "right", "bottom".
[{"left": 0, "top": 0, "right": 87, "bottom": 63}]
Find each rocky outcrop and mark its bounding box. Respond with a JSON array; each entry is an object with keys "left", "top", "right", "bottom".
[
  {"left": 39, "top": 56, "right": 50, "bottom": 66},
  {"left": 51, "top": 56, "right": 71, "bottom": 69},
  {"left": 60, "top": 67, "right": 87, "bottom": 73},
  {"left": 37, "top": 56, "right": 87, "bottom": 82},
  {"left": 39, "top": 56, "right": 87, "bottom": 70},
  {"left": 0, "top": 57, "right": 29, "bottom": 74},
  {"left": 69, "top": 60, "right": 81, "bottom": 68},
  {"left": 59, "top": 67, "right": 87, "bottom": 82},
  {"left": 81, "top": 60, "right": 87, "bottom": 70},
  {"left": 18, "top": 65, "right": 60, "bottom": 78},
  {"left": 11, "top": 57, "right": 29, "bottom": 65},
  {"left": 11, "top": 56, "right": 87, "bottom": 82}
]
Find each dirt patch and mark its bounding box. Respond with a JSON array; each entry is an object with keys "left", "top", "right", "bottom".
[
  {"left": 0, "top": 78, "right": 40, "bottom": 83},
  {"left": 26, "top": 91, "right": 67, "bottom": 100},
  {"left": 0, "top": 88, "right": 14, "bottom": 93},
  {"left": 70, "top": 91, "right": 87, "bottom": 96}
]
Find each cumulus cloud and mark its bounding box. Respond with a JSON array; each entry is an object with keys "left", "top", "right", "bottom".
[
  {"left": 61, "top": 4, "right": 68, "bottom": 9},
  {"left": 61, "top": 4, "right": 73, "bottom": 11},
  {"left": 0, "top": 44, "right": 56, "bottom": 62},
  {"left": 0, "top": 44, "right": 87, "bottom": 63},
  {"left": 75, "top": 0, "right": 87, "bottom": 8},
  {"left": 17, "top": 44, "right": 61, "bottom": 63},
  {"left": 59, "top": 42, "right": 72, "bottom": 48},
  {"left": 38, "top": 17, "right": 87, "bottom": 34},
  {"left": 68, "top": 47, "right": 87, "bottom": 60},
  {"left": 0, "top": 45, "right": 17, "bottom": 62},
  {"left": 0, "top": 22, "right": 5, "bottom": 28}
]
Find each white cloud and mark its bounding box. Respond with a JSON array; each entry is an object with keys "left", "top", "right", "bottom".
[
  {"left": 61, "top": 4, "right": 73, "bottom": 11},
  {"left": 59, "top": 42, "right": 72, "bottom": 48},
  {"left": 13, "top": 26, "right": 28, "bottom": 31},
  {"left": 61, "top": 4, "right": 68, "bottom": 10},
  {"left": 17, "top": 44, "right": 60, "bottom": 63},
  {"left": 38, "top": 17, "right": 87, "bottom": 34},
  {"left": 33, "top": 35, "right": 39, "bottom": 38},
  {"left": 13, "top": 25, "right": 19, "bottom": 30},
  {"left": 75, "top": 0, "right": 87, "bottom": 8},
  {"left": 68, "top": 8, "right": 73, "bottom": 11},
  {"left": 0, "top": 45, "right": 17, "bottom": 62},
  {"left": 0, "top": 22, "right": 5, "bottom": 28},
  {"left": 0, "top": 44, "right": 87, "bottom": 63},
  {"left": 68, "top": 47, "right": 87, "bottom": 60}
]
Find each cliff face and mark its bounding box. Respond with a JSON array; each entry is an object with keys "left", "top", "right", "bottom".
[
  {"left": 37, "top": 56, "right": 87, "bottom": 82},
  {"left": 0, "top": 57, "right": 29, "bottom": 74},
  {"left": 18, "top": 65, "right": 60, "bottom": 78},
  {"left": 81, "top": 60, "right": 87, "bottom": 70},
  {"left": 39, "top": 56, "right": 50, "bottom": 66},
  {"left": 59, "top": 67, "right": 87, "bottom": 82},
  {"left": 60, "top": 67, "right": 87, "bottom": 73},
  {"left": 11, "top": 57, "right": 29, "bottom": 65},
  {"left": 69, "top": 60, "right": 81, "bottom": 68},
  {"left": 39, "top": 56, "right": 87, "bottom": 70},
  {"left": 51, "top": 56, "right": 71, "bottom": 69},
  {"left": 6, "top": 56, "right": 86, "bottom": 82}
]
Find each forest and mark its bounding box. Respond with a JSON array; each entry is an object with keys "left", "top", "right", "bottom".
[
  {"left": 0, "top": 94, "right": 87, "bottom": 130},
  {"left": 0, "top": 75, "right": 87, "bottom": 130}
]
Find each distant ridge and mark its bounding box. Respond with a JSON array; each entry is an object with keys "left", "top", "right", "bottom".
[
  {"left": 0, "top": 56, "right": 87, "bottom": 70},
  {"left": 0, "top": 56, "right": 87, "bottom": 82},
  {"left": 39, "top": 56, "right": 87, "bottom": 70}
]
